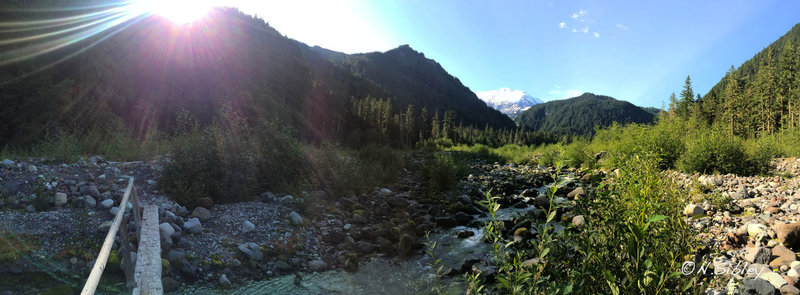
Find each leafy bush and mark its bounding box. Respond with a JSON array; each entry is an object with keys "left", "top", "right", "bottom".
[
  {"left": 425, "top": 152, "right": 467, "bottom": 193},
  {"left": 677, "top": 128, "right": 772, "bottom": 175},
  {"left": 562, "top": 139, "right": 595, "bottom": 168}
]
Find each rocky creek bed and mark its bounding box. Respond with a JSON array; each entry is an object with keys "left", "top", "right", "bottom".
[{"left": 5, "top": 156, "right": 800, "bottom": 294}]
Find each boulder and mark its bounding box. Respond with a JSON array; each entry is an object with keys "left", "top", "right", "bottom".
[
  {"left": 197, "top": 197, "right": 214, "bottom": 209},
  {"left": 98, "top": 221, "right": 112, "bottom": 233},
  {"left": 237, "top": 243, "right": 263, "bottom": 261},
  {"left": 758, "top": 271, "right": 788, "bottom": 289},
  {"left": 219, "top": 274, "right": 232, "bottom": 289},
  {"left": 83, "top": 196, "right": 96, "bottom": 208},
  {"left": 162, "top": 277, "right": 181, "bottom": 293},
  {"left": 377, "top": 188, "right": 392, "bottom": 197},
  {"left": 241, "top": 221, "right": 255, "bottom": 233},
  {"left": 308, "top": 259, "right": 327, "bottom": 271},
  {"left": 684, "top": 204, "right": 705, "bottom": 217},
  {"left": 191, "top": 207, "right": 211, "bottom": 222},
  {"left": 100, "top": 199, "right": 114, "bottom": 209},
  {"left": 770, "top": 245, "right": 796, "bottom": 268},
  {"left": 183, "top": 218, "right": 203, "bottom": 234},
  {"left": 748, "top": 224, "right": 768, "bottom": 237},
  {"left": 159, "top": 223, "right": 176, "bottom": 240},
  {"left": 288, "top": 211, "right": 304, "bottom": 225},
  {"left": 567, "top": 187, "right": 585, "bottom": 200},
  {"left": 744, "top": 247, "right": 773, "bottom": 265},
  {"left": 80, "top": 185, "right": 101, "bottom": 198},
  {"left": 386, "top": 197, "right": 409, "bottom": 209},
  {"left": 54, "top": 193, "right": 67, "bottom": 206},
  {"left": 738, "top": 278, "right": 777, "bottom": 295},
  {"left": 398, "top": 234, "right": 416, "bottom": 256},
  {"left": 781, "top": 285, "right": 800, "bottom": 295},
  {"left": 775, "top": 223, "right": 800, "bottom": 249}
]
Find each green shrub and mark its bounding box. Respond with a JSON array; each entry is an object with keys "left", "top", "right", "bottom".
[
  {"left": 425, "top": 152, "right": 467, "bottom": 193},
  {"left": 32, "top": 178, "right": 50, "bottom": 211},
  {"left": 562, "top": 139, "right": 594, "bottom": 168}
]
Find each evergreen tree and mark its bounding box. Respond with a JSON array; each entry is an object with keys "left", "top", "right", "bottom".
[{"left": 677, "top": 75, "right": 694, "bottom": 119}]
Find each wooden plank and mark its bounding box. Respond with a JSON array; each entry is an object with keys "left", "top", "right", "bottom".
[
  {"left": 119, "top": 212, "right": 135, "bottom": 288},
  {"left": 133, "top": 205, "right": 163, "bottom": 295},
  {"left": 81, "top": 177, "right": 134, "bottom": 295}
]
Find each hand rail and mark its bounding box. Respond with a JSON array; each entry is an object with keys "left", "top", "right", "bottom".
[{"left": 81, "top": 177, "right": 134, "bottom": 295}]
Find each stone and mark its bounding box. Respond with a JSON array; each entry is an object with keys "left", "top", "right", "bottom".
[
  {"left": 457, "top": 230, "right": 475, "bottom": 239},
  {"left": 219, "top": 274, "right": 232, "bottom": 289},
  {"left": 775, "top": 223, "right": 800, "bottom": 249},
  {"left": 398, "top": 234, "right": 415, "bottom": 256},
  {"left": 738, "top": 278, "right": 778, "bottom": 295},
  {"left": 83, "top": 196, "right": 96, "bottom": 208},
  {"left": 100, "top": 199, "right": 114, "bottom": 209},
  {"left": 241, "top": 221, "right": 255, "bottom": 233},
  {"left": 81, "top": 185, "right": 101, "bottom": 198},
  {"left": 781, "top": 285, "right": 800, "bottom": 295},
  {"left": 567, "top": 187, "right": 585, "bottom": 200},
  {"left": 191, "top": 207, "right": 211, "bottom": 222},
  {"left": 183, "top": 218, "right": 203, "bottom": 234},
  {"left": 197, "top": 197, "right": 214, "bottom": 209},
  {"left": 25, "top": 204, "right": 35, "bottom": 213},
  {"left": 260, "top": 191, "right": 276, "bottom": 202},
  {"left": 162, "top": 277, "right": 181, "bottom": 292},
  {"left": 355, "top": 241, "right": 375, "bottom": 255},
  {"left": 1, "top": 159, "right": 14, "bottom": 165},
  {"left": 110, "top": 207, "right": 119, "bottom": 216},
  {"left": 745, "top": 247, "right": 773, "bottom": 264},
  {"left": 684, "top": 204, "right": 705, "bottom": 217},
  {"left": 771, "top": 245, "right": 797, "bottom": 268},
  {"left": 386, "top": 197, "right": 409, "bottom": 208},
  {"left": 237, "top": 243, "right": 262, "bottom": 261},
  {"left": 27, "top": 165, "right": 37, "bottom": 173},
  {"left": 98, "top": 221, "right": 112, "bottom": 233},
  {"left": 54, "top": 192, "right": 67, "bottom": 206},
  {"left": 308, "top": 259, "right": 327, "bottom": 271},
  {"left": 288, "top": 211, "right": 304, "bottom": 225},
  {"left": 572, "top": 215, "right": 586, "bottom": 227},
  {"left": 377, "top": 188, "right": 392, "bottom": 197},
  {"left": 159, "top": 223, "right": 176, "bottom": 239},
  {"left": 456, "top": 195, "right": 472, "bottom": 205},
  {"left": 166, "top": 250, "right": 186, "bottom": 263},
  {"left": 759, "top": 271, "right": 788, "bottom": 289},
  {"left": 343, "top": 252, "right": 359, "bottom": 272},
  {"left": 460, "top": 253, "right": 483, "bottom": 273},
  {"left": 749, "top": 224, "right": 768, "bottom": 237}
]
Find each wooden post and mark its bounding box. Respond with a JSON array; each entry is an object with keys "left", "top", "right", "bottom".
[{"left": 81, "top": 177, "right": 134, "bottom": 295}]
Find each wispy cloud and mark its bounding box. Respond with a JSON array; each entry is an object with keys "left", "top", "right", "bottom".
[
  {"left": 616, "top": 23, "right": 629, "bottom": 30},
  {"left": 559, "top": 22, "right": 567, "bottom": 29},
  {"left": 548, "top": 88, "right": 585, "bottom": 100},
  {"left": 561, "top": 9, "right": 599, "bottom": 38},
  {"left": 581, "top": 26, "right": 589, "bottom": 34},
  {"left": 593, "top": 32, "right": 600, "bottom": 38},
  {"left": 571, "top": 28, "right": 577, "bottom": 33},
  {"left": 571, "top": 13, "right": 579, "bottom": 19}
]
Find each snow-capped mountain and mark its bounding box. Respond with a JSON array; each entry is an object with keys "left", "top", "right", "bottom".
[{"left": 475, "top": 88, "right": 544, "bottom": 118}]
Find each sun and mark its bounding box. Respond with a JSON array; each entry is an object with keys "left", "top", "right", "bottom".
[{"left": 132, "top": 0, "right": 215, "bottom": 24}]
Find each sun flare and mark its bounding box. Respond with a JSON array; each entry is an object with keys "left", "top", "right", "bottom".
[{"left": 133, "top": 0, "right": 215, "bottom": 24}]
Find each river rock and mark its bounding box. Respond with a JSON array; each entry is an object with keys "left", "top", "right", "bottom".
[
  {"left": 197, "top": 197, "right": 214, "bottom": 209},
  {"left": 183, "top": 218, "right": 203, "bottom": 234},
  {"left": 572, "top": 215, "right": 586, "bottom": 227},
  {"left": 748, "top": 224, "right": 768, "bottom": 237},
  {"left": 81, "top": 185, "right": 100, "bottom": 198},
  {"left": 386, "top": 197, "right": 409, "bottom": 208},
  {"left": 110, "top": 207, "right": 119, "bottom": 216},
  {"left": 27, "top": 165, "right": 37, "bottom": 173},
  {"left": 83, "top": 196, "right": 96, "bottom": 208},
  {"left": 100, "top": 199, "right": 114, "bottom": 209},
  {"left": 774, "top": 223, "right": 800, "bottom": 249},
  {"left": 377, "top": 188, "right": 392, "bottom": 197},
  {"left": 54, "top": 192, "right": 67, "bottom": 206},
  {"left": 781, "top": 285, "right": 800, "bottom": 295},
  {"left": 684, "top": 204, "right": 705, "bottom": 217},
  {"left": 159, "top": 223, "right": 176, "bottom": 239},
  {"left": 738, "top": 278, "right": 777, "bottom": 295},
  {"left": 308, "top": 259, "right": 327, "bottom": 271},
  {"left": 567, "top": 187, "right": 585, "bottom": 200},
  {"left": 398, "top": 234, "right": 415, "bottom": 256},
  {"left": 770, "top": 245, "right": 796, "bottom": 268},
  {"left": 162, "top": 277, "right": 180, "bottom": 292},
  {"left": 758, "top": 271, "right": 788, "bottom": 289},
  {"left": 744, "top": 247, "right": 772, "bottom": 264},
  {"left": 241, "top": 221, "right": 255, "bottom": 233},
  {"left": 98, "top": 221, "right": 112, "bottom": 233},
  {"left": 288, "top": 211, "right": 303, "bottom": 225},
  {"left": 219, "top": 274, "right": 232, "bottom": 288},
  {"left": 191, "top": 207, "right": 211, "bottom": 222},
  {"left": 1, "top": 159, "right": 14, "bottom": 166},
  {"left": 237, "top": 243, "right": 262, "bottom": 261}
]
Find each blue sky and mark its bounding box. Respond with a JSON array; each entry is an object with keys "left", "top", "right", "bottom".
[{"left": 229, "top": 0, "right": 800, "bottom": 108}]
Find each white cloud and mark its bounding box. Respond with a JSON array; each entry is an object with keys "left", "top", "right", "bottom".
[
  {"left": 571, "top": 28, "right": 577, "bottom": 33},
  {"left": 548, "top": 88, "right": 584, "bottom": 100},
  {"left": 564, "top": 90, "right": 584, "bottom": 99},
  {"left": 558, "top": 22, "right": 567, "bottom": 29},
  {"left": 571, "top": 13, "right": 579, "bottom": 19},
  {"left": 581, "top": 26, "right": 589, "bottom": 34},
  {"left": 578, "top": 9, "right": 587, "bottom": 16},
  {"left": 616, "top": 23, "right": 629, "bottom": 30},
  {"left": 593, "top": 32, "right": 600, "bottom": 38}
]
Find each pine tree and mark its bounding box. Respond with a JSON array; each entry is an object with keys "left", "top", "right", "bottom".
[
  {"left": 677, "top": 75, "right": 695, "bottom": 119},
  {"left": 723, "top": 66, "right": 743, "bottom": 135},
  {"left": 431, "top": 111, "right": 440, "bottom": 139},
  {"left": 668, "top": 92, "right": 678, "bottom": 118}
]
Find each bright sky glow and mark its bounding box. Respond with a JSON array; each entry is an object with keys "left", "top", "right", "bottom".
[
  {"left": 226, "top": 0, "right": 800, "bottom": 108},
  {"left": 133, "top": 0, "right": 215, "bottom": 24}
]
